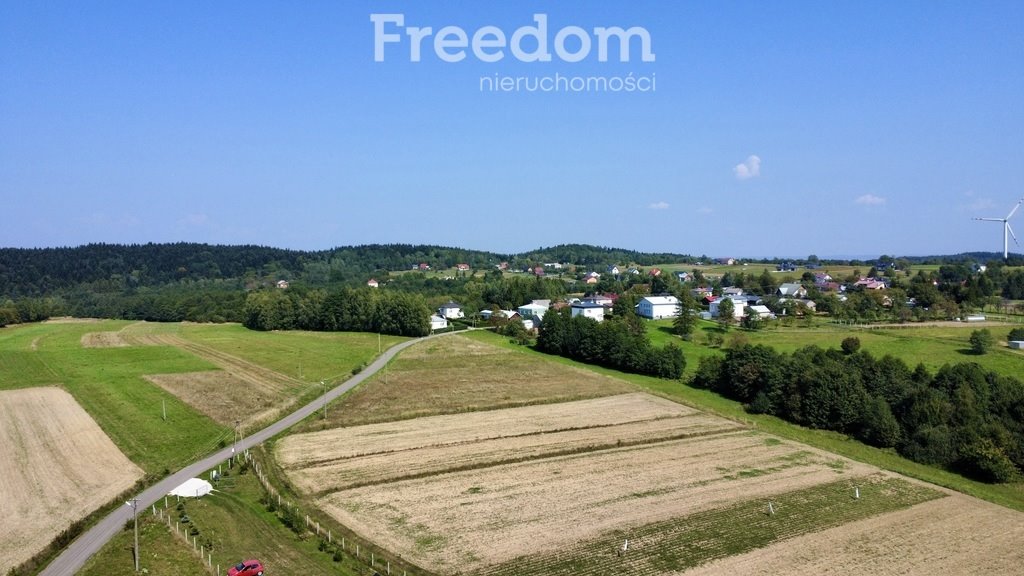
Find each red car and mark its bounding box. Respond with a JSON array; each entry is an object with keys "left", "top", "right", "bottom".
[{"left": 228, "top": 559, "right": 264, "bottom": 576}]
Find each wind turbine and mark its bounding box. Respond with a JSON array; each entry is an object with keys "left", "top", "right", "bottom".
[{"left": 974, "top": 198, "right": 1022, "bottom": 259}]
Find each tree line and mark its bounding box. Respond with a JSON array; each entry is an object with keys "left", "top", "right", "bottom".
[
  {"left": 692, "top": 341, "right": 1024, "bottom": 483},
  {"left": 537, "top": 308, "right": 686, "bottom": 379},
  {"left": 242, "top": 287, "right": 431, "bottom": 337}
]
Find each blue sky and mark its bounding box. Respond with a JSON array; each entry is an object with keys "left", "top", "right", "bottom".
[{"left": 2, "top": 1, "right": 1022, "bottom": 258}]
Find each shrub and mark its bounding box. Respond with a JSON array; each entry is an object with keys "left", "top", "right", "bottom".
[
  {"left": 1008, "top": 327, "right": 1024, "bottom": 342},
  {"left": 841, "top": 336, "right": 861, "bottom": 354},
  {"left": 969, "top": 329, "right": 993, "bottom": 355}
]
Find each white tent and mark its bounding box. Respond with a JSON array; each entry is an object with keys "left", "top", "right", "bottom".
[{"left": 169, "top": 478, "right": 214, "bottom": 498}]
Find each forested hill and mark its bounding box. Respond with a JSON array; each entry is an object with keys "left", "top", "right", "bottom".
[
  {"left": 0, "top": 243, "right": 504, "bottom": 297},
  {"left": 0, "top": 242, "right": 702, "bottom": 297}
]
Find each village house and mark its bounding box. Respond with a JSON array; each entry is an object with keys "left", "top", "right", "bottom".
[
  {"left": 636, "top": 295, "right": 681, "bottom": 319},
  {"left": 517, "top": 301, "right": 549, "bottom": 321},
  {"left": 571, "top": 301, "right": 605, "bottom": 322},
  {"left": 854, "top": 278, "right": 887, "bottom": 290},
  {"left": 276, "top": 280, "right": 289, "bottom": 289},
  {"left": 438, "top": 301, "right": 465, "bottom": 320},
  {"left": 430, "top": 314, "right": 448, "bottom": 331},
  {"left": 777, "top": 283, "right": 808, "bottom": 298},
  {"left": 709, "top": 295, "right": 748, "bottom": 319},
  {"left": 366, "top": 278, "right": 379, "bottom": 288}
]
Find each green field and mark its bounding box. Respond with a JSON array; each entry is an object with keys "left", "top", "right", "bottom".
[
  {"left": 646, "top": 318, "right": 1024, "bottom": 378},
  {"left": 0, "top": 320, "right": 225, "bottom": 473}
]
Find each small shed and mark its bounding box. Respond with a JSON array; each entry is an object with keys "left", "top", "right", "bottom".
[{"left": 1010, "top": 341, "right": 1024, "bottom": 350}]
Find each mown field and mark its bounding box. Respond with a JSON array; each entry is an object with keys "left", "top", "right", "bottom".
[
  {"left": 293, "top": 334, "right": 635, "bottom": 432},
  {"left": 0, "top": 387, "right": 144, "bottom": 574}
]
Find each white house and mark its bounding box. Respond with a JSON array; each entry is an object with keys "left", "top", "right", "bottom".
[
  {"left": 517, "top": 302, "right": 549, "bottom": 321},
  {"left": 438, "top": 301, "right": 465, "bottom": 320},
  {"left": 636, "top": 296, "right": 681, "bottom": 319},
  {"left": 276, "top": 280, "right": 289, "bottom": 289},
  {"left": 722, "top": 287, "right": 744, "bottom": 296},
  {"left": 581, "top": 294, "right": 614, "bottom": 307},
  {"left": 777, "top": 283, "right": 808, "bottom": 298},
  {"left": 607, "top": 265, "right": 620, "bottom": 275},
  {"left": 430, "top": 314, "right": 448, "bottom": 331},
  {"left": 366, "top": 278, "right": 379, "bottom": 288},
  {"left": 571, "top": 302, "right": 605, "bottom": 322},
  {"left": 747, "top": 305, "right": 775, "bottom": 319},
  {"left": 709, "top": 296, "right": 747, "bottom": 319}
]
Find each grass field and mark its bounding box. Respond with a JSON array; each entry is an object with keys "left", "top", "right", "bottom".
[
  {"left": 647, "top": 317, "right": 1024, "bottom": 378},
  {"left": 79, "top": 467, "right": 366, "bottom": 576},
  {"left": 78, "top": 513, "right": 210, "bottom": 576},
  {"left": 0, "top": 387, "right": 144, "bottom": 574},
  {"left": 293, "top": 334, "right": 635, "bottom": 432}
]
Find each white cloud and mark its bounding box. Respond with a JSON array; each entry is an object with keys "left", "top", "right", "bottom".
[
  {"left": 697, "top": 206, "right": 713, "bottom": 214},
  {"left": 855, "top": 194, "right": 886, "bottom": 206},
  {"left": 648, "top": 201, "right": 670, "bottom": 210},
  {"left": 733, "top": 155, "right": 761, "bottom": 180}
]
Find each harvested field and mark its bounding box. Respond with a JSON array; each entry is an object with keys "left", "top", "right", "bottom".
[
  {"left": 144, "top": 371, "right": 281, "bottom": 428},
  {"left": 322, "top": 334, "right": 635, "bottom": 428},
  {"left": 310, "top": 394, "right": 876, "bottom": 573},
  {"left": 80, "top": 330, "right": 131, "bottom": 348},
  {"left": 0, "top": 387, "right": 144, "bottom": 573},
  {"left": 278, "top": 393, "right": 738, "bottom": 492},
  {"left": 682, "top": 491, "right": 1024, "bottom": 576}
]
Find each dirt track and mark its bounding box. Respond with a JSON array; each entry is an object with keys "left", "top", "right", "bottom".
[{"left": 0, "top": 387, "right": 143, "bottom": 573}]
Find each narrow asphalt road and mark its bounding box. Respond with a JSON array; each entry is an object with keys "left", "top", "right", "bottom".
[{"left": 40, "top": 331, "right": 450, "bottom": 576}]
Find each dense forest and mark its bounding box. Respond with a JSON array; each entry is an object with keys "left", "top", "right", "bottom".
[{"left": 693, "top": 342, "right": 1024, "bottom": 483}]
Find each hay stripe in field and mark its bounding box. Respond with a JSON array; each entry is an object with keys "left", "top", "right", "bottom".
[
  {"left": 277, "top": 392, "right": 698, "bottom": 468},
  {"left": 287, "top": 413, "right": 742, "bottom": 493}
]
